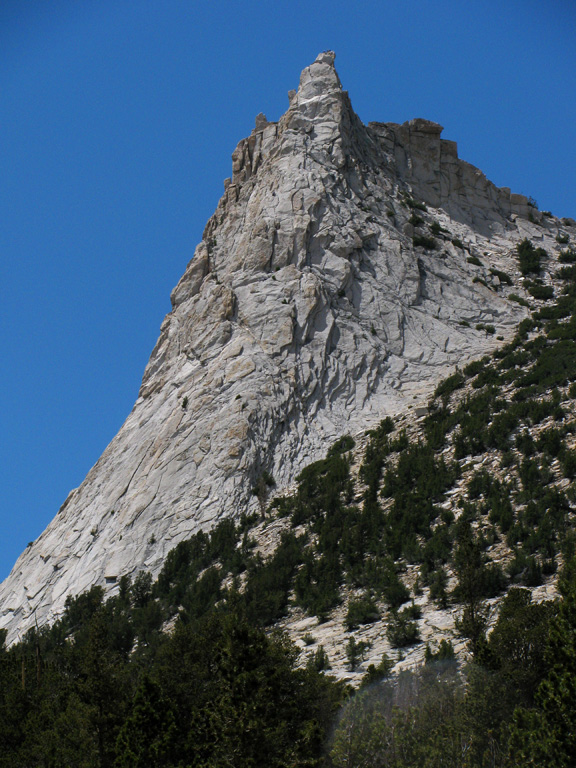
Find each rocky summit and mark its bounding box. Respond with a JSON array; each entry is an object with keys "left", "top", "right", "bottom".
[{"left": 1, "top": 51, "right": 557, "bottom": 643}]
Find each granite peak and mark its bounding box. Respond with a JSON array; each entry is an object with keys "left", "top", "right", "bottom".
[{"left": 0, "top": 52, "right": 550, "bottom": 643}]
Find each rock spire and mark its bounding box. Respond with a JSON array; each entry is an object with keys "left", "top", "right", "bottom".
[{"left": 0, "top": 52, "right": 539, "bottom": 642}]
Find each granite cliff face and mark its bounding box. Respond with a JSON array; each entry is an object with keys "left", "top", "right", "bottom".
[{"left": 1, "top": 51, "right": 549, "bottom": 642}]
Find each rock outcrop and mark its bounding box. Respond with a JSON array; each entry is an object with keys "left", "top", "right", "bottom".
[{"left": 1, "top": 51, "right": 554, "bottom": 643}]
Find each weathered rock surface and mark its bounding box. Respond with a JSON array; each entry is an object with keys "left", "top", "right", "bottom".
[{"left": 0, "top": 51, "right": 560, "bottom": 643}]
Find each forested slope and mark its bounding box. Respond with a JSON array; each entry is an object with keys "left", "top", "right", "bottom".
[{"left": 3, "top": 235, "right": 576, "bottom": 765}]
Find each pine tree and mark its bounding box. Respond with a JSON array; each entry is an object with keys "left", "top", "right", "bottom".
[
  {"left": 115, "top": 676, "right": 176, "bottom": 767},
  {"left": 508, "top": 562, "right": 576, "bottom": 766}
]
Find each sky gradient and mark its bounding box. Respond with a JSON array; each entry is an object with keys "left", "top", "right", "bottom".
[{"left": 1, "top": 0, "right": 575, "bottom": 579}]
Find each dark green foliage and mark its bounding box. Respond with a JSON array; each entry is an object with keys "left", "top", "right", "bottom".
[
  {"left": 243, "top": 531, "right": 304, "bottom": 625},
  {"left": 433, "top": 371, "right": 465, "bottom": 402},
  {"left": 287, "top": 242, "right": 576, "bottom": 754},
  {"left": 306, "top": 644, "right": 331, "bottom": 672},
  {"left": 425, "top": 639, "right": 455, "bottom": 663},
  {"left": 131, "top": 571, "right": 153, "bottom": 608},
  {"left": 480, "top": 322, "right": 496, "bottom": 333},
  {"left": 294, "top": 550, "right": 342, "bottom": 618},
  {"left": 281, "top": 442, "right": 357, "bottom": 617},
  {"left": 155, "top": 532, "right": 211, "bottom": 604},
  {"left": 386, "top": 607, "right": 421, "bottom": 647},
  {"left": 482, "top": 587, "right": 552, "bottom": 697},
  {"left": 359, "top": 417, "right": 394, "bottom": 498},
  {"left": 488, "top": 484, "right": 514, "bottom": 532},
  {"left": 331, "top": 664, "right": 464, "bottom": 768},
  {"left": 556, "top": 264, "right": 576, "bottom": 282},
  {"left": 527, "top": 283, "right": 554, "bottom": 300},
  {"left": 153, "top": 518, "right": 252, "bottom": 625},
  {"left": 471, "top": 362, "right": 501, "bottom": 388},
  {"left": 403, "top": 601, "right": 422, "bottom": 619},
  {"left": 428, "top": 566, "right": 449, "bottom": 608},
  {"left": 536, "top": 426, "right": 564, "bottom": 456},
  {"left": 292, "top": 449, "right": 353, "bottom": 525},
  {"left": 363, "top": 557, "right": 410, "bottom": 608},
  {"left": 508, "top": 566, "right": 576, "bottom": 766},
  {"left": 467, "top": 254, "right": 482, "bottom": 266},
  {"left": 413, "top": 234, "right": 436, "bottom": 249},
  {"left": 360, "top": 652, "right": 394, "bottom": 686},
  {"left": 558, "top": 248, "right": 576, "bottom": 263},
  {"left": 63, "top": 585, "right": 105, "bottom": 631},
  {"left": 467, "top": 468, "right": 493, "bottom": 499},
  {"left": 490, "top": 267, "right": 513, "bottom": 285},
  {"left": 405, "top": 196, "right": 427, "bottom": 211},
  {"left": 430, "top": 220, "right": 447, "bottom": 236},
  {"left": 422, "top": 523, "right": 453, "bottom": 567},
  {"left": 157, "top": 612, "right": 343, "bottom": 767},
  {"left": 452, "top": 523, "right": 505, "bottom": 654},
  {"left": 345, "top": 636, "right": 371, "bottom": 671},
  {"left": 453, "top": 523, "right": 507, "bottom": 601},
  {"left": 517, "top": 317, "right": 536, "bottom": 337},
  {"left": 380, "top": 440, "right": 459, "bottom": 560},
  {"left": 561, "top": 448, "right": 576, "bottom": 478},
  {"left": 345, "top": 594, "right": 380, "bottom": 630},
  {"left": 179, "top": 566, "right": 223, "bottom": 623},
  {"left": 382, "top": 441, "right": 457, "bottom": 500},
  {"left": 114, "top": 676, "right": 176, "bottom": 767},
  {"left": 329, "top": 576, "right": 576, "bottom": 768},
  {"left": 509, "top": 292, "right": 531, "bottom": 307},
  {"left": 0, "top": 604, "right": 344, "bottom": 767},
  {"left": 523, "top": 555, "right": 543, "bottom": 586},
  {"left": 517, "top": 238, "right": 546, "bottom": 275},
  {"left": 463, "top": 358, "right": 486, "bottom": 377},
  {"left": 518, "top": 457, "right": 547, "bottom": 494},
  {"left": 328, "top": 434, "right": 355, "bottom": 455},
  {"left": 519, "top": 339, "right": 576, "bottom": 390},
  {"left": 251, "top": 470, "right": 276, "bottom": 505},
  {"left": 372, "top": 415, "right": 395, "bottom": 437},
  {"left": 279, "top": 424, "right": 420, "bottom": 617}
]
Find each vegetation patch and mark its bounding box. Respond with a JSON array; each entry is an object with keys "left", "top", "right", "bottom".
[
  {"left": 413, "top": 234, "right": 436, "bottom": 250},
  {"left": 517, "top": 238, "right": 546, "bottom": 275}
]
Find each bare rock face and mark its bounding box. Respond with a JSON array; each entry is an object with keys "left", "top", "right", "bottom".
[{"left": 0, "top": 51, "right": 542, "bottom": 642}]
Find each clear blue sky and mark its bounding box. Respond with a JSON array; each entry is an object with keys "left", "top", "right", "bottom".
[{"left": 1, "top": 0, "right": 575, "bottom": 580}]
